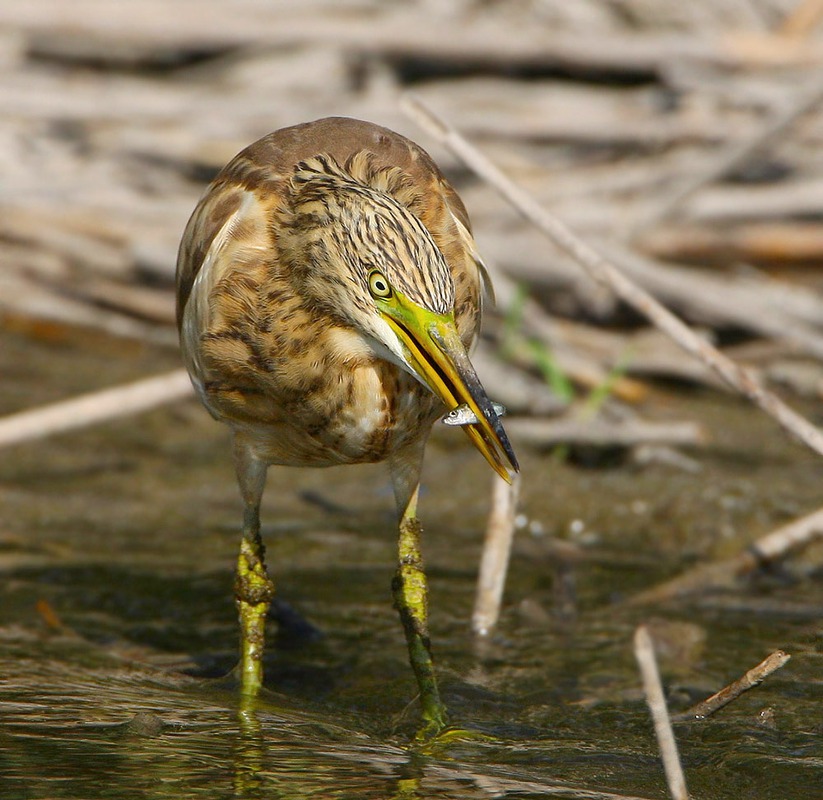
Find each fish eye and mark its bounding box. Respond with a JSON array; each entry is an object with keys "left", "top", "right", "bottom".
[{"left": 368, "top": 270, "right": 392, "bottom": 299}]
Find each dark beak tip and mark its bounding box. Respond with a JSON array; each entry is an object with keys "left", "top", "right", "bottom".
[{"left": 491, "top": 418, "right": 519, "bottom": 474}]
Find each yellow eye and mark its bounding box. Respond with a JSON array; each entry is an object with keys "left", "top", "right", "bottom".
[{"left": 368, "top": 270, "right": 392, "bottom": 299}]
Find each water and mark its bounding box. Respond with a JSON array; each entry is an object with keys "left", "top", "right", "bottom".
[{"left": 1, "top": 325, "right": 823, "bottom": 798}]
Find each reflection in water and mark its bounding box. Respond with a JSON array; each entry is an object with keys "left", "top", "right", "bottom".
[
  {"left": 389, "top": 752, "right": 428, "bottom": 800},
  {"left": 232, "top": 697, "right": 422, "bottom": 800},
  {"left": 2, "top": 323, "right": 823, "bottom": 797},
  {"left": 1, "top": 639, "right": 821, "bottom": 799},
  {"left": 234, "top": 696, "right": 266, "bottom": 799}
]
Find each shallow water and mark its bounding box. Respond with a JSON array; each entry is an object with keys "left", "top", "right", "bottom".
[{"left": 2, "top": 325, "right": 823, "bottom": 798}]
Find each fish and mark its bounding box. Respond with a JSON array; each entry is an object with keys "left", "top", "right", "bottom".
[{"left": 442, "top": 401, "right": 507, "bottom": 427}]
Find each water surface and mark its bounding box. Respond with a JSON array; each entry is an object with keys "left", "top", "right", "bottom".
[{"left": 2, "top": 325, "right": 822, "bottom": 798}]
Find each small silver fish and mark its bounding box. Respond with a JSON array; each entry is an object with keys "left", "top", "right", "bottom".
[{"left": 442, "top": 402, "right": 507, "bottom": 427}]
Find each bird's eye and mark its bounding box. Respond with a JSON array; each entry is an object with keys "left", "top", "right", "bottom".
[{"left": 368, "top": 270, "right": 392, "bottom": 299}]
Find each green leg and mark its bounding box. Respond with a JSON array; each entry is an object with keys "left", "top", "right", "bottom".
[
  {"left": 234, "top": 443, "right": 274, "bottom": 697},
  {"left": 390, "top": 447, "right": 447, "bottom": 739}
]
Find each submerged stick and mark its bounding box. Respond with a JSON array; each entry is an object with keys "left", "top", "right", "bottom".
[
  {"left": 674, "top": 650, "right": 790, "bottom": 722},
  {"left": 626, "top": 505, "right": 823, "bottom": 607},
  {"left": 0, "top": 368, "right": 193, "bottom": 448},
  {"left": 402, "top": 94, "right": 823, "bottom": 460},
  {"left": 472, "top": 471, "right": 521, "bottom": 635},
  {"left": 633, "top": 626, "right": 690, "bottom": 800}
]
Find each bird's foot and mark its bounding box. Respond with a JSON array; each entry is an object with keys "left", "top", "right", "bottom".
[
  {"left": 411, "top": 704, "right": 448, "bottom": 745},
  {"left": 412, "top": 722, "right": 495, "bottom": 753}
]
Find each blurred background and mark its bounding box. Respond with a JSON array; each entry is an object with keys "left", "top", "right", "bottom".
[
  {"left": 2, "top": 3, "right": 823, "bottom": 799},
  {"left": 2, "top": 0, "right": 823, "bottom": 384}
]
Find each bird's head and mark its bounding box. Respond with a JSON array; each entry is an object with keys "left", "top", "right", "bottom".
[{"left": 283, "top": 155, "right": 518, "bottom": 481}]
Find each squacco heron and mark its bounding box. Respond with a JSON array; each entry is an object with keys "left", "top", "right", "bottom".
[{"left": 176, "top": 117, "right": 518, "bottom": 736}]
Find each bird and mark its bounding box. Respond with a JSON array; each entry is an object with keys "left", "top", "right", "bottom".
[{"left": 175, "top": 116, "right": 518, "bottom": 738}]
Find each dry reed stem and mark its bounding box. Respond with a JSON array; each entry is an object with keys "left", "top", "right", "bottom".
[
  {"left": 402, "top": 94, "right": 823, "bottom": 459},
  {"left": 633, "top": 625, "right": 690, "bottom": 800},
  {"left": 0, "top": 368, "right": 193, "bottom": 448},
  {"left": 779, "top": 0, "right": 823, "bottom": 36},
  {"left": 630, "top": 71, "right": 823, "bottom": 230},
  {"left": 472, "top": 471, "right": 521, "bottom": 635},
  {"left": 503, "top": 416, "right": 706, "bottom": 448},
  {"left": 674, "top": 650, "right": 790, "bottom": 722}
]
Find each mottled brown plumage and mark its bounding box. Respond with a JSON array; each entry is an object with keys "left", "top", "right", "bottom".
[
  {"left": 178, "top": 117, "right": 489, "bottom": 467},
  {"left": 175, "top": 117, "right": 516, "bottom": 737}
]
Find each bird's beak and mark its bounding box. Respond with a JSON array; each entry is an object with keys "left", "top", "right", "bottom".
[{"left": 380, "top": 297, "right": 519, "bottom": 483}]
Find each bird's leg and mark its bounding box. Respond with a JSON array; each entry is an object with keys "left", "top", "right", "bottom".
[
  {"left": 234, "top": 441, "right": 274, "bottom": 696},
  {"left": 395, "top": 500, "right": 446, "bottom": 737},
  {"left": 389, "top": 446, "right": 447, "bottom": 739}
]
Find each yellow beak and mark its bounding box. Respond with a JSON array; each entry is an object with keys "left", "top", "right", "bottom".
[{"left": 380, "top": 295, "right": 519, "bottom": 483}]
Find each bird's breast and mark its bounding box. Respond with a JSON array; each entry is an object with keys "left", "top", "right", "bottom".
[
  {"left": 315, "top": 362, "right": 439, "bottom": 462},
  {"left": 199, "top": 320, "right": 441, "bottom": 468},
  {"left": 238, "top": 365, "right": 440, "bottom": 467}
]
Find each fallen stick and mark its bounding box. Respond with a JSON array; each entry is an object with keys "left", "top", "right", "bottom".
[
  {"left": 631, "top": 71, "right": 823, "bottom": 230},
  {"left": 480, "top": 227, "right": 823, "bottom": 358},
  {"left": 633, "top": 625, "right": 690, "bottom": 800},
  {"left": 402, "top": 94, "right": 823, "bottom": 459},
  {"left": 472, "top": 471, "right": 521, "bottom": 635},
  {"left": 636, "top": 221, "right": 823, "bottom": 271},
  {"left": 504, "top": 416, "right": 706, "bottom": 449},
  {"left": 779, "top": 0, "right": 823, "bottom": 37},
  {"left": 608, "top": 243, "right": 823, "bottom": 362},
  {"left": 0, "top": 368, "right": 193, "bottom": 449},
  {"left": 6, "top": 2, "right": 821, "bottom": 75},
  {"left": 0, "top": 274, "right": 179, "bottom": 348},
  {"left": 673, "top": 650, "right": 790, "bottom": 723},
  {"left": 626, "top": 505, "right": 823, "bottom": 607}
]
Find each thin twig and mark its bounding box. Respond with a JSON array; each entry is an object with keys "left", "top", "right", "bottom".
[
  {"left": 626, "top": 505, "right": 823, "bottom": 607},
  {"left": 674, "top": 650, "right": 790, "bottom": 722},
  {"left": 0, "top": 368, "right": 193, "bottom": 448},
  {"left": 472, "top": 471, "right": 521, "bottom": 635},
  {"left": 401, "top": 94, "right": 823, "bottom": 459},
  {"left": 633, "top": 626, "right": 690, "bottom": 800}
]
